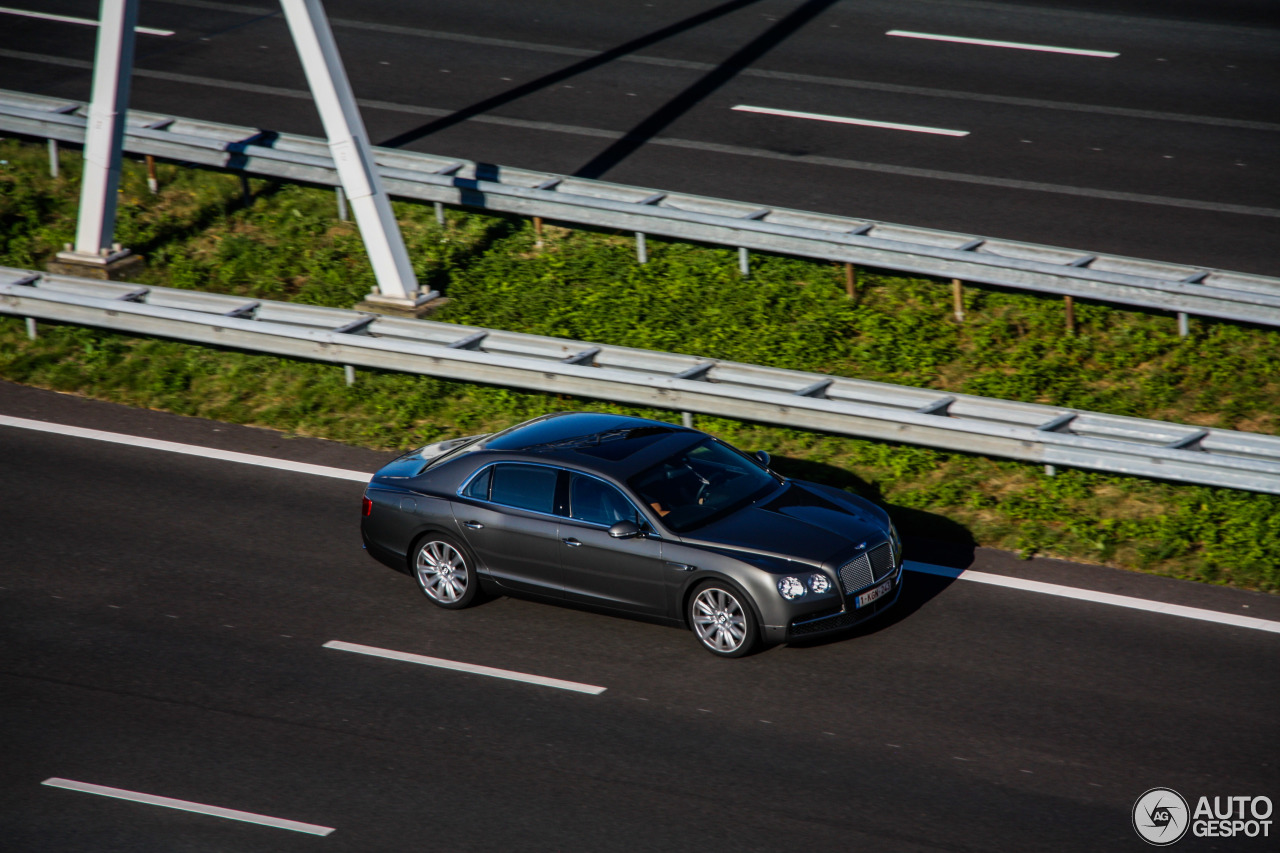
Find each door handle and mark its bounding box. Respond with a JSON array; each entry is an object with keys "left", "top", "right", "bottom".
[
  {"left": 562, "top": 537, "right": 582, "bottom": 547},
  {"left": 464, "top": 521, "right": 484, "bottom": 529}
]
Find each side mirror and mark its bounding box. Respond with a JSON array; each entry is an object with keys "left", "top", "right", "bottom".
[
  {"left": 754, "top": 450, "right": 771, "bottom": 467},
  {"left": 608, "top": 520, "right": 641, "bottom": 539}
]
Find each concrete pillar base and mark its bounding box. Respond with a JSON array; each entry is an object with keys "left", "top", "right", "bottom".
[
  {"left": 49, "top": 248, "right": 145, "bottom": 281},
  {"left": 355, "top": 289, "right": 446, "bottom": 318}
]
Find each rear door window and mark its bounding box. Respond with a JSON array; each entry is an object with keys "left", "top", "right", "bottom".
[{"left": 488, "top": 464, "right": 559, "bottom": 515}]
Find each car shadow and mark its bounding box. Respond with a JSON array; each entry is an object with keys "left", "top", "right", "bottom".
[{"left": 767, "top": 454, "right": 977, "bottom": 648}]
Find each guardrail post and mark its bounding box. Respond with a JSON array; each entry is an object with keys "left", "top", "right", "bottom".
[
  {"left": 434, "top": 201, "right": 445, "bottom": 227},
  {"left": 281, "top": 0, "right": 425, "bottom": 310},
  {"left": 1064, "top": 295, "right": 1075, "bottom": 334},
  {"left": 682, "top": 412, "right": 693, "bottom": 429},
  {"left": 1045, "top": 464, "right": 1056, "bottom": 476},
  {"left": 335, "top": 186, "right": 347, "bottom": 220},
  {"left": 25, "top": 318, "right": 37, "bottom": 340},
  {"left": 952, "top": 279, "right": 964, "bottom": 322},
  {"left": 53, "top": 0, "right": 142, "bottom": 279},
  {"left": 844, "top": 262, "right": 856, "bottom": 299},
  {"left": 1178, "top": 312, "right": 1189, "bottom": 337},
  {"left": 47, "top": 139, "right": 59, "bottom": 178},
  {"left": 739, "top": 247, "right": 749, "bottom": 277},
  {"left": 533, "top": 216, "right": 544, "bottom": 249},
  {"left": 145, "top": 154, "right": 158, "bottom": 194},
  {"left": 636, "top": 232, "right": 648, "bottom": 264},
  {"left": 343, "top": 364, "right": 355, "bottom": 386}
]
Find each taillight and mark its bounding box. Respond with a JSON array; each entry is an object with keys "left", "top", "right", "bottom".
[{"left": 362, "top": 496, "right": 373, "bottom": 517}]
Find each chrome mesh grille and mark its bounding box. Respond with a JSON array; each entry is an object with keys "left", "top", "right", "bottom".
[
  {"left": 869, "top": 542, "right": 895, "bottom": 582},
  {"left": 838, "top": 543, "right": 895, "bottom": 593},
  {"left": 838, "top": 554, "right": 873, "bottom": 593}
]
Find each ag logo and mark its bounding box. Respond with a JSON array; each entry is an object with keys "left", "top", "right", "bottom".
[{"left": 1133, "top": 788, "right": 1190, "bottom": 845}]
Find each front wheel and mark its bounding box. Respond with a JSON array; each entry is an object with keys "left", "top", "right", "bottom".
[
  {"left": 688, "top": 581, "right": 759, "bottom": 658},
  {"left": 412, "top": 534, "right": 479, "bottom": 609}
]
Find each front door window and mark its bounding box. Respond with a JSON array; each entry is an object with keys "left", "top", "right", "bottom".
[{"left": 568, "top": 472, "right": 639, "bottom": 527}]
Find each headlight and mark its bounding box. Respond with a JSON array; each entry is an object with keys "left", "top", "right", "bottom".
[
  {"left": 807, "top": 573, "right": 831, "bottom": 594},
  {"left": 777, "top": 576, "right": 806, "bottom": 600},
  {"left": 890, "top": 524, "right": 902, "bottom": 563}
]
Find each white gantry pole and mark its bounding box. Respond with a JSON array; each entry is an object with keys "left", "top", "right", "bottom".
[
  {"left": 67, "top": 0, "right": 138, "bottom": 263},
  {"left": 280, "top": 0, "right": 423, "bottom": 307}
]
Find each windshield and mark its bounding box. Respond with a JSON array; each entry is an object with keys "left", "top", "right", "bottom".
[{"left": 628, "top": 438, "right": 780, "bottom": 532}]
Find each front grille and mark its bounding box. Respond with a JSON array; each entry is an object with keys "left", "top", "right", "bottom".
[
  {"left": 868, "top": 542, "right": 895, "bottom": 582},
  {"left": 838, "top": 553, "right": 872, "bottom": 593},
  {"left": 837, "top": 543, "right": 895, "bottom": 593}
]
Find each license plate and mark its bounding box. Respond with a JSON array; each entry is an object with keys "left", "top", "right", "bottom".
[{"left": 855, "top": 578, "right": 892, "bottom": 609}]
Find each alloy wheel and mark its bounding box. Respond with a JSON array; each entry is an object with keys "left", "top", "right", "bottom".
[
  {"left": 416, "top": 540, "right": 469, "bottom": 603},
  {"left": 692, "top": 587, "right": 748, "bottom": 653}
]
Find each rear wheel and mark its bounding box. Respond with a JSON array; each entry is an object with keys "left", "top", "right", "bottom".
[
  {"left": 688, "top": 581, "right": 759, "bottom": 658},
  {"left": 412, "top": 534, "right": 479, "bottom": 609}
]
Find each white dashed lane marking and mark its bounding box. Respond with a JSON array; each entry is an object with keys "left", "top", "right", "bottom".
[
  {"left": 732, "top": 104, "right": 970, "bottom": 137},
  {"left": 886, "top": 30, "right": 1118, "bottom": 58},
  {"left": 0, "top": 6, "right": 174, "bottom": 36},
  {"left": 324, "top": 640, "right": 608, "bottom": 694},
  {"left": 41, "top": 778, "right": 335, "bottom": 835}
]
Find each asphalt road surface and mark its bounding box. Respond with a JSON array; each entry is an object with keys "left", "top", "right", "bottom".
[
  {"left": 1, "top": 0, "right": 1277, "bottom": 274},
  {"left": 2, "top": 381, "right": 1277, "bottom": 851}
]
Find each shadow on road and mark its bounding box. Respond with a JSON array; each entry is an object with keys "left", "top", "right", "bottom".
[
  {"left": 769, "top": 453, "right": 976, "bottom": 647},
  {"left": 574, "top": 0, "right": 841, "bottom": 179},
  {"left": 377, "top": 0, "right": 767, "bottom": 150}
]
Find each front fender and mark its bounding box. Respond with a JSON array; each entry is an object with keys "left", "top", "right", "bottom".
[{"left": 678, "top": 570, "right": 771, "bottom": 631}]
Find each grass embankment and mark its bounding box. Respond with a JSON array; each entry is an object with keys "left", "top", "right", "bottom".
[{"left": 2, "top": 139, "right": 1278, "bottom": 590}]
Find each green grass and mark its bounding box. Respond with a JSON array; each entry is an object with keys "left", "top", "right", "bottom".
[{"left": 2, "top": 139, "right": 1278, "bottom": 590}]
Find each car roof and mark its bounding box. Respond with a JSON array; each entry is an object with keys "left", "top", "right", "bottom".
[{"left": 477, "top": 412, "right": 704, "bottom": 479}]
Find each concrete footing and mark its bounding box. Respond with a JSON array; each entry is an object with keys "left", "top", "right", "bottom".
[
  {"left": 355, "top": 290, "right": 445, "bottom": 318},
  {"left": 48, "top": 247, "right": 144, "bottom": 281}
]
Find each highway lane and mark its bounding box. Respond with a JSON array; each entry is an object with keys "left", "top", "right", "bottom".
[
  {"left": 1, "top": 0, "right": 1276, "bottom": 273},
  {"left": 1, "top": 383, "right": 1277, "bottom": 850}
]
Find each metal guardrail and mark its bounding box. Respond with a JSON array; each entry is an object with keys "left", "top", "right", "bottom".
[
  {"left": 4, "top": 267, "right": 1279, "bottom": 495},
  {"left": 3, "top": 89, "right": 1280, "bottom": 329}
]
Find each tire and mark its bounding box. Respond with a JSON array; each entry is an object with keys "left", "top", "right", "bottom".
[
  {"left": 688, "top": 581, "right": 760, "bottom": 658},
  {"left": 411, "top": 533, "right": 479, "bottom": 609}
]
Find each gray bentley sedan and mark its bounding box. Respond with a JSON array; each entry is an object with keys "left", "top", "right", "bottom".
[{"left": 360, "top": 412, "right": 903, "bottom": 657}]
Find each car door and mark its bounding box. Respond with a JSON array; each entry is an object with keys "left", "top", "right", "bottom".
[
  {"left": 559, "top": 471, "right": 669, "bottom": 616},
  {"left": 451, "top": 463, "right": 564, "bottom": 598}
]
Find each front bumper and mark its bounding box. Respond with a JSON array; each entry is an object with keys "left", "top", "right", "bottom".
[{"left": 763, "top": 566, "right": 905, "bottom": 643}]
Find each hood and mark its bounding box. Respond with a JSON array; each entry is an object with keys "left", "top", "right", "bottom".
[{"left": 680, "top": 481, "right": 888, "bottom": 566}]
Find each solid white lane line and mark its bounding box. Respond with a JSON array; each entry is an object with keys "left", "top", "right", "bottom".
[
  {"left": 0, "top": 6, "right": 174, "bottom": 36},
  {"left": 324, "top": 640, "right": 607, "bottom": 694},
  {"left": 906, "top": 561, "right": 1280, "bottom": 634},
  {"left": 0, "top": 415, "right": 370, "bottom": 482},
  {"left": 8, "top": 412, "right": 1271, "bottom": 633},
  {"left": 41, "top": 778, "right": 335, "bottom": 836},
  {"left": 886, "top": 30, "right": 1118, "bottom": 58},
  {"left": 732, "top": 104, "right": 969, "bottom": 137}
]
